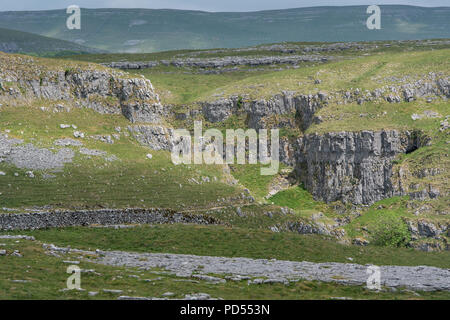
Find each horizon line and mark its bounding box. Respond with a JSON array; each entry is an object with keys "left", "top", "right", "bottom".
[{"left": 1, "top": 4, "right": 449, "bottom": 14}]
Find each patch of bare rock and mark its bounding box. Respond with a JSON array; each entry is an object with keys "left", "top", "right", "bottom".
[{"left": 43, "top": 244, "right": 450, "bottom": 292}]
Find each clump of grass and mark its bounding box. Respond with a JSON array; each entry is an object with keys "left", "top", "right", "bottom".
[{"left": 269, "top": 185, "right": 328, "bottom": 213}]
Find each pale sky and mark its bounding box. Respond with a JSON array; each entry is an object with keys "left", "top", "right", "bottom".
[{"left": 0, "top": 0, "right": 448, "bottom": 12}]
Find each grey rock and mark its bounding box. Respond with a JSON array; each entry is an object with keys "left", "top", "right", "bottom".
[
  {"left": 54, "top": 139, "right": 83, "bottom": 147},
  {"left": 184, "top": 293, "right": 213, "bottom": 300},
  {"left": 295, "top": 130, "right": 428, "bottom": 205},
  {"left": 407, "top": 220, "right": 448, "bottom": 239},
  {"left": 48, "top": 246, "right": 450, "bottom": 292},
  {"left": 0, "top": 134, "right": 74, "bottom": 170},
  {"left": 128, "top": 125, "right": 188, "bottom": 152},
  {"left": 0, "top": 61, "right": 161, "bottom": 124},
  {"left": 202, "top": 99, "right": 235, "bottom": 122},
  {"left": 117, "top": 296, "right": 150, "bottom": 300},
  {"left": 0, "top": 235, "right": 35, "bottom": 241},
  {"left": 103, "top": 289, "right": 123, "bottom": 294},
  {"left": 162, "top": 292, "right": 175, "bottom": 297}
]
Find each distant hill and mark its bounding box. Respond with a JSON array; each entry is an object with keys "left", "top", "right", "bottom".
[
  {"left": 0, "top": 27, "right": 102, "bottom": 56},
  {"left": 0, "top": 5, "right": 449, "bottom": 53}
]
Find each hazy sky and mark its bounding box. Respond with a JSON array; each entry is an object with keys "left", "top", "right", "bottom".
[{"left": 0, "top": 1, "right": 448, "bottom": 12}]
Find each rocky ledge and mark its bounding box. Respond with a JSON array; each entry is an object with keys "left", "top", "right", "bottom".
[
  {"left": 103, "top": 55, "right": 330, "bottom": 70},
  {"left": 199, "top": 75, "right": 449, "bottom": 130},
  {"left": 0, "top": 54, "right": 162, "bottom": 123}
]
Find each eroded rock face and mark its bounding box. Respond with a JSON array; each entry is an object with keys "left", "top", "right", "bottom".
[
  {"left": 201, "top": 98, "right": 236, "bottom": 123},
  {"left": 13, "top": 71, "right": 160, "bottom": 113},
  {"left": 128, "top": 125, "right": 177, "bottom": 151},
  {"left": 247, "top": 93, "right": 297, "bottom": 130},
  {"left": 121, "top": 103, "right": 171, "bottom": 123},
  {"left": 407, "top": 219, "right": 449, "bottom": 240},
  {"left": 164, "top": 55, "right": 329, "bottom": 68},
  {"left": 295, "top": 130, "right": 428, "bottom": 205},
  {"left": 199, "top": 75, "right": 449, "bottom": 131},
  {"left": 0, "top": 54, "right": 162, "bottom": 122}
]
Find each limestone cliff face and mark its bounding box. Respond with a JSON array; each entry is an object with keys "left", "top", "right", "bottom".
[
  {"left": 128, "top": 125, "right": 178, "bottom": 151},
  {"left": 200, "top": 75, "right": 449, "bottom": 131},
  {"left": 0, "top": 53, "right": 161, "bottom": 123},
  {"left": 294, "top": 130, "right": 429, "bottom": 205}
]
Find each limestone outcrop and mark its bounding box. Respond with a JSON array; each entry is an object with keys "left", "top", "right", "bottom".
[
  {"left": 104, "top": 55, "right": 330, "bottom": 70},
  {"left": 294, "top": 130, "right": 429, "bottom": 205},
  {"left": 199, "top": 75, "right": 449, "bottom": 131},
  {"left": 0, "top": 53, "right": 161, "bottom": 122}
]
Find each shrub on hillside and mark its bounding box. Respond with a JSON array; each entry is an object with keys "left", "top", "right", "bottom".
[{"left": 371, "top": 216, "right": 411, "bottom": 248}]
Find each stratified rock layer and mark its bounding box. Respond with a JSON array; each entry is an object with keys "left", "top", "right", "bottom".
[{"left": 295, "top": 130, "right": 428, "bottom": 205}]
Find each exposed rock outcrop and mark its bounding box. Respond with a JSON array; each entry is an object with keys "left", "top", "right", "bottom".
[
  {"left": 121, "top": 103, "right": 171, "bottom": 123},
  {"left": 104, "top": 55, "right": 330, "bottom": 70},
  {"left": 199, "top": 75, "right": 448, "bottom": 131},
  {"left": 201, "top": 98, "right": 236, "bottom": 123},
  {"left": 46, "top": 244, "right": 450, "bottom": 292},
  {"left": 295, "top": 130, "right": 429, "bottom": 205},
  {"left": 0, "top": 53, "right": 161, "bottom": 123},
  {"left": 128, "top": 125, "right": 178, "bottom": 151},
  {"left": 0, "top": 134, "right": 75, "bottom": 170},
  {"left": 406, "top": 219, "right": 449, "bottom": 240},
  {"left": 276, "top": 220, "right": 346, "bottom": 238}
]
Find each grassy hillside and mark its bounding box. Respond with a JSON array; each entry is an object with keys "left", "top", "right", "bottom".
[
  {"left": 0, "top": 6, "right": 449, "bottom": 53},
  {"left": 0, "top": 103, "right": 240, "bottom": 210},
  {"left": 0, "top": 41, "right": 448, "bottom": 299},
  {"left": 0, "top": 27, "right": 101, "bottom": 57}
]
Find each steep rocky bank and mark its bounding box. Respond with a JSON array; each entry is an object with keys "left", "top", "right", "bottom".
[
  {"left": 0, "top": 53, "right": 161, "bottom": 123},
  {"left": 295, "top": 130, "right": 429, "bottom": 205},
  {"left": 199, "top": 74, "right": 449, "bottom": 130}
]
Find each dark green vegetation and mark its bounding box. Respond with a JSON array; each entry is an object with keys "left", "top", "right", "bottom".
[
  {"left": 0, "top": 5, "right": 449, "bottom": 53},
  {"left": 2, "top": 237, "right": 448, "bottom": 300},
  {"left": 0, "top": 27, "right": 101, "bottom": 57}
]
